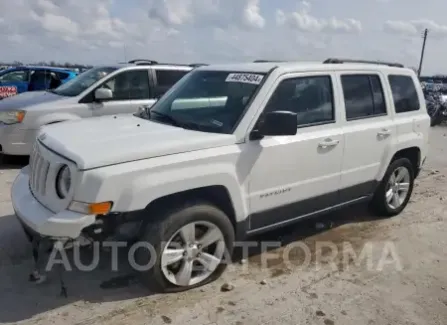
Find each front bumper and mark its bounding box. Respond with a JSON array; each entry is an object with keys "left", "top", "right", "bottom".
[
  {"left": 0, "top": 123, "right": 37, "bottom": 155},
  {"left": 11, "top": 166, "right": 96, "bottom": 239}
]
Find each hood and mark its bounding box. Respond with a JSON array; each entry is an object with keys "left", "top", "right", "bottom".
[
  {"left": 0, "top": 91, "right": 67, "bottom": 111},
  {"left": 38, "top": 114, "right": 237, "bottom": 170}
]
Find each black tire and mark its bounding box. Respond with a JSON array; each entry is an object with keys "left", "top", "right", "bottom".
[
  {"left": 369, "top": 158, "right": 415, "bottom": 217},
  {"left": 430, "top": 107, "right": 442, "bottom": 126},
  {"left": 428, "top": 102, "right": 442, "bottom": 126},
  {"left": 135, "top": 201, "right": 235, "bottom": 293}
]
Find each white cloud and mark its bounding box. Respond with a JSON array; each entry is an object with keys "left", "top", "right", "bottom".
[
  {"left": 276, "top": 2, "right": 362, "bottom": 34},
  {"left": 38, "top": 13, "right": 80, "bottom": 35},
  {"left": 243, "top": 0, "right": 265, "bottom": 29},
  {"left": 1, "top": 0, "right": 447, "bottom": 74},
  {"left": 384, "top": 19, "right": 447, "bottom": 37},
  {"left": 148, "top": 0, "right": 264, "bottom": 30}
]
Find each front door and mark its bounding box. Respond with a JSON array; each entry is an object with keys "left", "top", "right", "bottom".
[
  {"left": 0, "top": 69, "right": 29, "bottom": 97},
  {"left": 337, "top": 72, "right": 396, "bottom": 202},
  {"left": 91, "top": 69, "right": 155, "bottom": 116},
  {"left": 246, "top": 72, "right": 344, "bottom": 232}
]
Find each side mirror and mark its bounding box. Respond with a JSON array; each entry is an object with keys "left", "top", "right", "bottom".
[
  {"left": 94, "top": 88, "right": 113, "bottom": 101},
  {"left": 256, "top": 111, "right": 298, "bottom": 137}
]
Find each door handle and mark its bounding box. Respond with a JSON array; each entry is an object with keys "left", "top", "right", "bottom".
[
  {"left": 318, "top": 138, "right": 339, "bottom": 148},
  {"left": 377, "top": 129, "right": 391, "bottom": 136}
]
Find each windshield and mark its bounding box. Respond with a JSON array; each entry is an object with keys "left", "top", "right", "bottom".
[
  {"left": 147, "top": 70, "right": 266, "bottom": 134},
  {"left": 0, "top": 69, "right": 26, "bottom": 82},
  {"left": 51, "top": 66, "right": 118, "bottom": 97}
]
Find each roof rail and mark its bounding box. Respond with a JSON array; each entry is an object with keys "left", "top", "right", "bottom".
[
  {"left": 128, "top": 59, "right": 159, "bottom": 65},
  {"left": 189, "top": 63, "right": 208, "bottom": 67},
  {"left": 253, "top": 59, "right": 286, "bottom": 63},
  {"left": 323, "top": 58, "right": 404, "bottom": 68}
]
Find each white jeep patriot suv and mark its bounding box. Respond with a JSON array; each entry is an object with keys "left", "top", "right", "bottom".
[{"left": 11, "top": 58, "right": 430, "bottom": 293}]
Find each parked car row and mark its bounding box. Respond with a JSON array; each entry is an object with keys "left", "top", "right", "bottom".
[
  {"left": 0, "top": 65, "right": 78, "bottom": 100},
  {"left": 4, "top": 58, "right": 431, "bottom": 295},
  {"left": 421, "top": 81, "right": 447, "bottom": 126},
  {"left": 0, "top": 59, "right": 200, "bottom": 156}
]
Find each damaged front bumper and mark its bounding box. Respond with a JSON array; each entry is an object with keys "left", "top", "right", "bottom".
[
  {"left": 12, "top": 166, "right": 143, "bottom": 243},
  {"left": 11, "top": 166, "right": 97, "bottom": 240}
]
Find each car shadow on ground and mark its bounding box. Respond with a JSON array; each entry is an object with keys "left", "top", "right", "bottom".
[
  {"left": 0, "top": 154, "right": 29, "bottom": 170},
  {"left": 0, "top": 202, "right": 379, "bottom": 323}
]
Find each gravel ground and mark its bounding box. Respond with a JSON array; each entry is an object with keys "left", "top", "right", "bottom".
[{"left": 0, "top": 127, "right": 446, "bottom": 325}]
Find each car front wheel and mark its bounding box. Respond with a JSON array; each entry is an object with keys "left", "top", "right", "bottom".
[{"left": 135, "top": 201, "right": 235, "bottom": 293}]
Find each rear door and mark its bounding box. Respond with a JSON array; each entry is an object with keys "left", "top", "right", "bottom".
[
  {"left": 28, "top": 70, "right": 52, "bottom": 91},
  {"left": 337, "top": 71, "right": 396, "bottom": 202}
]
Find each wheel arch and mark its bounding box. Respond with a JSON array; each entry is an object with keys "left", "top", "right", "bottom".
[
  {"left": 390, "top": 146, "right": 421, "bottom": 177},
  {"left": 143, "top": 185, "right": 238, "bottom": 232},
  {"left": 377, "top": 145, "right": 422, "bottom": 181}
]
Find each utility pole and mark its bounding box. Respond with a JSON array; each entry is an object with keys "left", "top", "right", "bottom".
[{"left": 418, "top": 28, "right": 429, "bottom": 78}]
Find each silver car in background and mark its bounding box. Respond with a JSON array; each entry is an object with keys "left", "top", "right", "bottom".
[{"left": 0, "top": 60, "right": 194, "bottom": 156}]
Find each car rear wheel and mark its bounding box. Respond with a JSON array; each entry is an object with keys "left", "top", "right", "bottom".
[{"left": 369, "top": 158, "right": 415, "bottom": 217}]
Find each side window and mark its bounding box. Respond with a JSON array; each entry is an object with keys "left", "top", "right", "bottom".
[
  {"left": 0, "top": 70, "right": 28, "bottom": 82},
  {"left": 28, "top": 70, "right": 53, "bottom": 90},
  {"left": 341, "top": 74, "right": 387, "bottom": 120},
  {"left": 264, "top": 75, "right": 334, "bottom": 127},
  {"left": 155, "top": 69, "right": 190, "bottom": 97},
  {"left": 388, "top": 75, "right": 420, "bottom": 113},
  {"left": 101, "top": 70, "right": 150, "bottom": 100},
  {"left": 54, "top": 72, "right": 70, "bottom": 80}
]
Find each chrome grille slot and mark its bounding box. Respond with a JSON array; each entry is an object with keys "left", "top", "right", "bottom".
[
  {"left": 33, "top": 155, "right": 43, "bottom": 192},
  {"left": 39, "top": 162, "right": 50, "bottom": 195},
  {"left": 29, "top": 143, "right": 50, "bottom": 196}
]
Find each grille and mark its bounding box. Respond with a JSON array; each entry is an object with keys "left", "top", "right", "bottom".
[{"left": 29, "top": 143, "right": 50, "bottom": 197}]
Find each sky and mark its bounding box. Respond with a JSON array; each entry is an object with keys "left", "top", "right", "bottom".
[{"left": 1, "top": 0, "right": 447, "bottom": 75}]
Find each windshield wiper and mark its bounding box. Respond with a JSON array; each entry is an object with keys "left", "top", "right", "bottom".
[
  {"left": 147, "top": 110, "right": 214, "bottom": 132},
  {"left": 149, "top": 110, "right": 182, "bottom": 127}
]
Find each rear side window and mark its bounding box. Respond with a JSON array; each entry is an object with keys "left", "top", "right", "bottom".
[
  {"left": 341, "top": 74, "right": 387, "bottom": 120},
  {"left": 155, "top": 69, "right": 190, "bottom": 96},
  {"left": 54, "top": 72, "right": 70, "bottom": 79},
  {"left": 388, "top": 75, "right": 420, "bottom": 113}
]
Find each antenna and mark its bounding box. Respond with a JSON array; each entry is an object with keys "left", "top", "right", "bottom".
[{"left": 123, "top": 44, "right": 128, "bottom": 63}]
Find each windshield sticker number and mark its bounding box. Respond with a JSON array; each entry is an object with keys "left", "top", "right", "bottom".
[
  {"left": 226, "top": 73, "right": 264, "bottom": 85},
  {"left": 0, "top": 86, "right": 17, "bottom": 98}
]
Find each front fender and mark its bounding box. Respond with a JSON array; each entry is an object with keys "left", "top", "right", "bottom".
[{"left": 77, "top": 161, "right": 249, "bottom": 223}]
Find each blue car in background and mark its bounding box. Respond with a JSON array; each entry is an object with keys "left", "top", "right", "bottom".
[{"left": 0, "top": 66, "right": 78, "bottom": 99}]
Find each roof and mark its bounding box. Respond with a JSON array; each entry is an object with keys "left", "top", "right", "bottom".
[
  {"left": 197, "top": 61, "right": 413, "bottom": 75},
  {"left": 1, "top": 66, "right": 76, "bottom": 73},
  {"left": 91, "top": 63, "right": 194, "bottom": 71}
]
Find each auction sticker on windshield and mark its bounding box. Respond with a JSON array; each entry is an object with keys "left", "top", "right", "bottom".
[
  {"left": 226, "top": 73, "right": 264, "bottom": 85},
  {"left": 0, "top": 86, "right": 17, "bottom": 98}
]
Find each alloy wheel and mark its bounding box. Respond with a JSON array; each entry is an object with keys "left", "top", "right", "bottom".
[
  {"left": 160, "top": 221, "right": 226, "bottom": 287},
  {"left": 385, "top": 166, "right": 411, "bottom": 210}
]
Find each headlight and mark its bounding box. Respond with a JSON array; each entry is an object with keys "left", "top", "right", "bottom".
[
  {"left": 55, "top": 165, "right": 71, "bottom": 199},
  {"left": 0, "top": 110, "right": 26, "bottom": 124}
]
